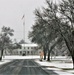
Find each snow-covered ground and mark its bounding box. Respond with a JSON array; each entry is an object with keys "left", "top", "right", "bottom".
[
  {"left": 0, "top": 55, "right": 74, "bottom": 75},
  {"left": 3, "top": 55, "right": 40, "bottom": 60},
  {"left": 35, "top": 56, "right": 74, "bottom": 75},
  {"left": 0, "top": 59, "right": 11, "bottom": 65}
]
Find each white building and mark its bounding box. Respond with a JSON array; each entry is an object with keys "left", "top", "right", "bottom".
[{"left": 12, "top": 44, "right": 39, "bottom": 55}]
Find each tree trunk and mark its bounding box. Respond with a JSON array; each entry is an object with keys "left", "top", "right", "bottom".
[
  {"left": 47, "top": 50, "right": 50, "bottom": 61},
  {"left": 72, "top": 56, "right": 74, "bottom": 69},
  {"left": 0, "top": 56, "right": 2, "bottom": 61},
  {"left": 61, "top": 34, "right": 74, "bottom": 69},
  {"left": 0, "top": 50, "right": 3, "bottom": 61},
  {"left": 44, "top": 50, "right": 47, "bottom": 60}
]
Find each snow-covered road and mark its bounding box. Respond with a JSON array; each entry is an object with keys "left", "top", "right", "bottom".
[{"left": 0, "top": 55, "right": 73, "bottom": 75}]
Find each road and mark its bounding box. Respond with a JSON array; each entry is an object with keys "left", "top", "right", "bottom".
[{"left": 0, "top": 59, "right": 58, "bottom": 75}]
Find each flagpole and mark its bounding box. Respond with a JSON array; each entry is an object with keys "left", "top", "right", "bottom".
[
  {"left": 22, "top": 15, "right": 25, "bottom": 43},
  {"left": 23, "top": 16, "right": 25, "bottom": 43}
]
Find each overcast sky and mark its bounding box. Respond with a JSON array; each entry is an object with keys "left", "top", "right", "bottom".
[{"left": 0, "top": 0, "right": 46, "bottom": 43}]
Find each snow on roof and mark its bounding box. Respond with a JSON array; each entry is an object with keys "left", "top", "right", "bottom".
[{"left": 21, "top": 44, "right": 38, "bottom": 47}]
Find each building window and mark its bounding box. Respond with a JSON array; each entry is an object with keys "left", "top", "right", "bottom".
[
  {"left": 27, "top": 51, "right": 29, "bottom": 54},
  {"left": 31, "top": 51, "right": 33, "bottom": 54},
  {"left": 34, "top": 47, "right": 37, "bottom": 49},
  {"left": 28, "top": 47, "right": 29, "bottom": 49},
  {"left": 20, "top": 51, "right": 22, "bottom": 54},
  {"left": 19, "top": 47, "right": 21, "bottom": 49},
  {"left": 24, "top": 47, "right": 25, "bottom": 49},
  {"left": 31, "top": 47, "right": 33, "bottom": 49}
]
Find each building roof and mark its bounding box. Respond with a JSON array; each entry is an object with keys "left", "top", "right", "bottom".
[{"left": 21, "top": 44, "right": 38, "bottom": 47}]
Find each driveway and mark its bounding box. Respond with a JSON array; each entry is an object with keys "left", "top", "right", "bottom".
[{"left": 0, "top": 59, "right": 58, "bottom": 75}]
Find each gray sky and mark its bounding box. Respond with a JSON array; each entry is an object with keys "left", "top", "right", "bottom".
[{"left": 0, "top": 0, "right": 45, "bottom": 43}]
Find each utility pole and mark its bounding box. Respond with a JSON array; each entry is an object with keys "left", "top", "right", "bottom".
[{"left": 22, "top": 15, "right": 25, "bottom": 43}]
